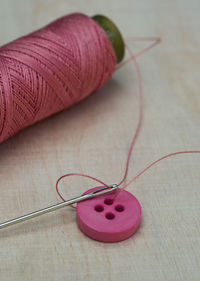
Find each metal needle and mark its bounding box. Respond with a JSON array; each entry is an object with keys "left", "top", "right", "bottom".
[{"left": 0, "top": 184, "right": 118, "bottom": 230}]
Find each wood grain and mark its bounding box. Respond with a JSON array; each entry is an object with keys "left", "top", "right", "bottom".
[{"left": 0, "top": 1, "right": 200, "bottom": 280}]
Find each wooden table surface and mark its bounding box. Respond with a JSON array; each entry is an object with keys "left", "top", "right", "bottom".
[{"left": 0, "top": 1, "right": 200, "bottom": 280}]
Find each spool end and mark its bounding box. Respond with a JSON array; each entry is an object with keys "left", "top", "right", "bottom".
[{"left": 92, "top": 15, "right": 125, "bottom": 64}]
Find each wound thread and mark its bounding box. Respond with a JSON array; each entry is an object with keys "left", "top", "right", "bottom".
[{"left": 0, "top": 13, "right": 116, "bottom": 143}]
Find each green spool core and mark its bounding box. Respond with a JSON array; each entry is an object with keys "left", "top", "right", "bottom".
[{"left": 92, "top": 15, "right": 125, "bottom": 64}]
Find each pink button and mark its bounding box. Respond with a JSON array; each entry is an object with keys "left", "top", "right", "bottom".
[{"left": 76, "top": 187, "right": 141, "bottom": 242}]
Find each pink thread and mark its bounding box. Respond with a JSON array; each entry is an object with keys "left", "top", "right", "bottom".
[
  {"left": 120, "top": 151, "right": 200, "bottom": 190},
  {"left": 116, "top": 37, "right": 161, "bottom": 70},
  {"left": 56, "top": 37, "right": 200, "bottom": 203},
  {"left": 0, "top": 13, "right": 116, "bottom": 143},
  {"left": 117, "top": 43, "right": 143, "bottom": 186},
  {"left": 56, "top": 173, "right": 110, "bottom": 209}
]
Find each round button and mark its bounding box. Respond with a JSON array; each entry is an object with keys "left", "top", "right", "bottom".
[{"left": 76, "top": 187, "right": 141, "bottom": 242}]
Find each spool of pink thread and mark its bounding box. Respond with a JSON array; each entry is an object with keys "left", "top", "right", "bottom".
[{"left": 0, "top": 13, "right": 124, "bottom": 143}]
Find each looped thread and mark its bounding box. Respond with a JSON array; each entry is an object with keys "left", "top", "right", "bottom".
[{"left": 56, "top": 37, "right": 200, "bottom": 205}]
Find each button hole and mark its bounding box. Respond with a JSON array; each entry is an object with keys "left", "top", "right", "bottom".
[
  {"left": 94, "top": 205, "right": 104, "bottom": 212},
  {"left": 105, "top": 212, "right": 115, "bottom": 220},
  {"left": 115, "top": 204, "right": 125, "bottom": 212},
  {"left": 104, "top": 198, "right": 113, "bottom": 205}
]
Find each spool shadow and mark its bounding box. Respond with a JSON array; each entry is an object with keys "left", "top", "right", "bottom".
[
  {"left": 0, "top": 77, "right": 123, "bottom": 163},
  {"left": 0, "top": 77, "right": 125, "bottom": 239}
]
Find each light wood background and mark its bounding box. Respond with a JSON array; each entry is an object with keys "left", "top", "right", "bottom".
[{"left": 0, "top": 0, "right": 200, "bottom": 280}]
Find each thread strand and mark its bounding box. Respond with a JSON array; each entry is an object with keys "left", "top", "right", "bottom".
[{"left": 56, "top": 37, "right": 199, "bottom": 203}]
